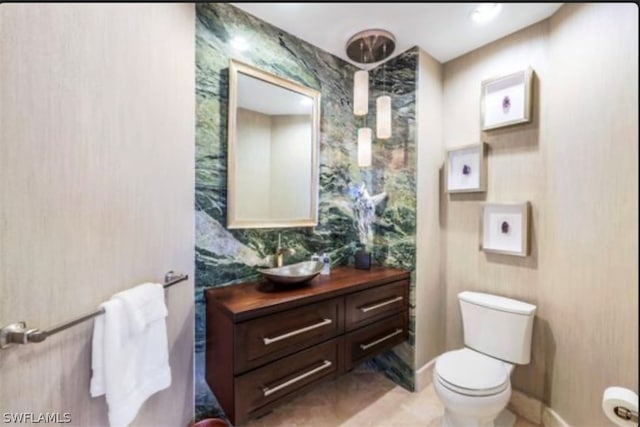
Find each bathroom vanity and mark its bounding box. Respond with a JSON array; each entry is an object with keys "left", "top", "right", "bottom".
[{"left": 205, "top": 266, "right": 409, "bottom": 425}]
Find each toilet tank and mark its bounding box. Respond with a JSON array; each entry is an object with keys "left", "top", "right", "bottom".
[{"left": 459, "top": 291, "right": 536, "bottom": 364}]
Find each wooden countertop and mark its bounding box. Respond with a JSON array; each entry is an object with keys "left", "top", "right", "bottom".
[{"left": 205, "top": 266, "right": 410, "bottom": 322}]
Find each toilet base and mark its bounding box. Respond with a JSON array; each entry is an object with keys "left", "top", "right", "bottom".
[
  {"left": 442, "top": 408, "right": 516, "bottom": 427},
  {"left": 434, "top": 372, "right": 512, "bottom": 427}
]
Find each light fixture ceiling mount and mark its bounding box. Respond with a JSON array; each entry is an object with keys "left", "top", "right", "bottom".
[
  {"left": 346, "top": 29, "right": 396, "bottom": 64},
  {"left": 470, "top": 3, "right": 502, "bottom": 23}
]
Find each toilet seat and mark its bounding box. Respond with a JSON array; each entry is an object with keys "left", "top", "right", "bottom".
[{"left": 435, "top": 348, "right": 511, "bottom": 397}]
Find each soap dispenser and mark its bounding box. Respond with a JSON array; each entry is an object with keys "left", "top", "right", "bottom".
[{"left": 320, "top": 252, "right": 331, "bottom": 275}]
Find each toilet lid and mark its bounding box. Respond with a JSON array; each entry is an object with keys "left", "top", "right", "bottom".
[{"left": 435, "top": 348, "right": 510, "bottom": 396}]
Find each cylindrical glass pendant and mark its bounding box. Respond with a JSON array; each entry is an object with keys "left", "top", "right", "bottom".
[
  {"left": 357, "top": 128, "right": 372, "bottom": 167},
  {"left": 376, "top": 95, "right": 391, "bottom": 139},
  {"left": 353, "top": 70, "right": 369, "bottom": 116}
]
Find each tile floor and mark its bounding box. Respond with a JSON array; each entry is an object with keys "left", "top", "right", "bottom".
[{"left": 243, "top": 369, "right": 538, "bottom": 427}]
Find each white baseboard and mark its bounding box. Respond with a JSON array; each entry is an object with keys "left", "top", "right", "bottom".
[
  {"left": 508, "top": 390, "right": 571, "bottom": 427},
  {"left": 415, "top": 358, "right": 437, "bottom": 392},
  {"left": 542, "top": 406, "right": 571, "bottom": 427},
  {"left": 509, "top": 389, "right": 543, "bottom": 425}
]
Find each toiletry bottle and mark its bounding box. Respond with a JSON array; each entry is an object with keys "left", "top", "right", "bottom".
[
  {"left": 321, "top": 252, "right": 331, "bottom": 275},
  {"left": 311, "top": 252, "right": 320, "bottom": 262}
]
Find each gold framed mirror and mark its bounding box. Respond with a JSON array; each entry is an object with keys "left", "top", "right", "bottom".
[{"left": 227, "top": 59, "right": 321, "bottom": 229}]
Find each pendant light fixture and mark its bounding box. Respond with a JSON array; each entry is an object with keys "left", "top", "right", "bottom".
[
  {"left": 346, "top": 29, "right": 395, "bottom": 66},
  {"left": 357, "top": 127, "right": 372, "bottom": 167},
  {"left": 376, "top": 94, "right": 391, "bottom": 139},
  {"left": 376, "top": 44, "right": 391, "bottom": 139},
  {"left": 353, "top": 39, "right": 369, "bottom": 116},
  {"left": 347, "top": 29, "right": 395, "bottom": 166}
]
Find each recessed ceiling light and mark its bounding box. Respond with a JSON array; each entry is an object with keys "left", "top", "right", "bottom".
[
  {"left": 470, "top": 3, "right": 502, "bottom": 24},
  {"left": 230, "top": 36, "right": 249, "bottom": 51}
]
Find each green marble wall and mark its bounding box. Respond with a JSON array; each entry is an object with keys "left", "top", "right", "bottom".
[{"left": 195, "top": 3, "right": 418, "bottom": 421}]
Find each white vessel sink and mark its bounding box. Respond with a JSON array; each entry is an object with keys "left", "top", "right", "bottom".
[{"left": 259, "top": 261, "right": 323, "bottom": 285}]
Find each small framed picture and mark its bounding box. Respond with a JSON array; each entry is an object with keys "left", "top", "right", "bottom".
[
  {"left": 480, "top": 67, "right": 533, "bottom": 131},
  {"left": 480, "top": 202, "right": 530, "bottom": 257},
  {"left": 446, "top": 143, "right": 486, "bottom": 193}
]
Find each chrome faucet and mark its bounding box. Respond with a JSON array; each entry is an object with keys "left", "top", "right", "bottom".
[{"left": 274, "top": 233, "right": 295, "bottom": 267}]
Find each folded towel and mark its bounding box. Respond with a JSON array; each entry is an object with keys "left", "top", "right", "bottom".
[
  {"left": 113, "top": 283, "right": 168, "bottom": 335},
  {"left": 90, "top": 285, "right": 171, "bottom": 427}
]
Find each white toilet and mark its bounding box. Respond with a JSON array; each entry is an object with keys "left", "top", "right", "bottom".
[{"left": 433, "top": 291, "right": 536, "bottom": 427}]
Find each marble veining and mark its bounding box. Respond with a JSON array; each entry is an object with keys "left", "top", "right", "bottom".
[{"left": 195, "top": 3, "right": 418, "bottom": 421}]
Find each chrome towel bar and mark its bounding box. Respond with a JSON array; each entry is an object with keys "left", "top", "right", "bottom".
[{"left": 0, "top": 271, "right": 188, "bottom": 350}]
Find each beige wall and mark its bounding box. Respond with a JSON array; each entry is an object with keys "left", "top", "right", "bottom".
[
  {"left": 543, "top": 4, "right": 638, "bottom": 424},
  {"left": 270, "top": 115, "right": 312, "bottom": 219},
  {"left": 234, "top": 111, "right": 312, "bottom": 221},
  {"left": 236, "top": 108, "right": 272, "bottom": 220},
  {"left": 415, "top": 49, "right": 445, "bottom": 369},
  {"left": 442, "top": 3, "right": 637, "bottom": 425},
  {"left": 0, "top": 4, "right": 195, "bottom": 427}
]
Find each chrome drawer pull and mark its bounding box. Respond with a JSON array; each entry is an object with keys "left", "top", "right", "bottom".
[
  {"left": 262, "top": 360, "right": 333, "bottom": 397},
  {"left": 359, "top": 328, "right": 403, "bottom": 350},
  {"left": 262, "top": 318, "right": 333, "bottom": 345},
  {"left": 360, "top": 296, "right": 403, "bottom": 313}
]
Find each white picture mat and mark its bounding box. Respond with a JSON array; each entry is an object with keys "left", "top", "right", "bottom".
[
  {"left": 482, "top": 204, "right": 525, "bottom": 254},
  {"left": 483, "top": 71, "right": 527, "bottom": 128},
  {"left": 448, "top": 147, "right": 481, "bottom": 191}
]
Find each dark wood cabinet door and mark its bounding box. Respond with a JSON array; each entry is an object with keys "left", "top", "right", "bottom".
[
  {"left": 345, "top": 280, "right": 408, "bottom": 331},
  {"left": 344, "top": 314, "right": 408, "bottom": 370},
  {"left": 235, "top": 298, "right": 344, "bottom": 374},
  {"left": 234, "top": 338, "right": 342, "bottom": 424}
]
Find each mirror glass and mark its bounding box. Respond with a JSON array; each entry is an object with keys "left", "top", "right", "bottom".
[{"left": 227, "top": 59, "right": 321, "bottom": 229}]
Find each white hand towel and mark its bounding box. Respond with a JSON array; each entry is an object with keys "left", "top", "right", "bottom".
[
  {"left": 90, "top": 285, "right": 171, "bottom": 427},
  {"left": 113, "top": 283, "right": 168, "bottom": 335}
]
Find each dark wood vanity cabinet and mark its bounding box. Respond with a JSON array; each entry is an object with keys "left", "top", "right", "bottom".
[{"left": 205, "top": 266, "right": 410, "bottom": 425}]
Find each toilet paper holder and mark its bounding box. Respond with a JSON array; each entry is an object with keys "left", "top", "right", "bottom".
[
  {"left": 613, "top": 406, "right": 638, "bottom": 423},
  {"left": 603, "top": 386, "right": 639, "bottom": 426}
]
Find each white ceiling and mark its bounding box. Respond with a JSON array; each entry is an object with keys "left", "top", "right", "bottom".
[
  {"left": 232, "top": 3, "right": 563, "bottom": 67},
  {"left": 238, "top": 72, "right": 312, "bottom": 115}
]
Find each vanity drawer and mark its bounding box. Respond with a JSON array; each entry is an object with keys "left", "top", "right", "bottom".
[
  {"left": 235, "top": 298, "right": 344, "bottom": 374},
  {"left": 235, "top": 338, "right": 342, "bottom": 423},
  {"left": 345, "top": 280, "right": 408, "bottom": 331},
  {"left": 345, "top": 313, "right": 407, "bottom": 370}
]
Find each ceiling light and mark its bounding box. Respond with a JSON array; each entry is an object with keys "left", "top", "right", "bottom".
[
  {"left": 376, "top": 45, "right": 391, "bottom": 140},
  {"left": 346, "top": 29, "right": 396, "bottom": 144},
  {"left": 353, "top": 69, "right": 369, "bottom": 116},
  {"left": 376, "top": 95, "right": 391, "bottom": 139},
  {"left": 471, "top": 3, "right": 502, "bottom": 24},
  {"left": 345, "top": 29, "right": 395, "bottom": 64},
  {"left": 347, "top": 29, "right": 396, "bottom": 116},
  {"left": 357, "top": 128, "right": 372, "bottom": 167}
]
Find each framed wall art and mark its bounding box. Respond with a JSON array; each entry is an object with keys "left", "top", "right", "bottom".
[
  {"left": 480, "top": 67, "right": 533, "bottom": 131},
  {"left": 446, "top": 143, "right": 487, "bottom": 193},
  {"left": 480, "top": 202, "right": 530, "bottom": 257}
]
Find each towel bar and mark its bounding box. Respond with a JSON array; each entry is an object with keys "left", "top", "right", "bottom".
[{"left": 0, "top": 271, "right": 188, "bottom": 350}]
